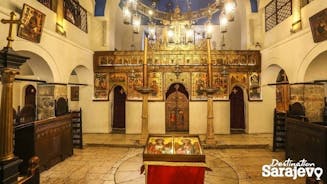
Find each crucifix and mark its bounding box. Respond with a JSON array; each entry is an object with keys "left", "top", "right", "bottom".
[{"left": 1, "top": 12, "right": 21, "bottom": 49}]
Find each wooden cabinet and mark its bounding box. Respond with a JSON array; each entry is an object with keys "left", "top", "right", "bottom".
[
  {"left": 273, "top": 109, "right": 286, "bottom": 151},
  {"left": 14, "top": 114, "right": 73, "bottom": 172},
  {"left": 35, "top": 114, "right": 73, "bottom": 171},
  {"left": 71, "top": 109, "right": 83, "bottom": 149}
]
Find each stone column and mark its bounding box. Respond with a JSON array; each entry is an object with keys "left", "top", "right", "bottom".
[
  {"left": 0, "top": 68, "right": 18, "bottom": 161},
  {"left": 291, "top": 0, "right": 302, "bottom": 33}
]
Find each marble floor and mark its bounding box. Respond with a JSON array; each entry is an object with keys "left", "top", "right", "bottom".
[{"left": 40, "top": 134, "right": 306, "bottom": 184}]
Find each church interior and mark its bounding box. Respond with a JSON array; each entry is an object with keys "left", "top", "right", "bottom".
[{"left": 0, "top": 0, "right": 327, "bottom": 183}]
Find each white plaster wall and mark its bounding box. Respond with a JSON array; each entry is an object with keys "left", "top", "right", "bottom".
[
  {"left": 13, "top": 83, "right": 21, "bottom": 110},
  {"left": 148, "top": 102, "right": 165, "bottom": 134},
  {"left": 189, "top": 102, "right": 207, "bottom": 134},
  {"left": 0, "top": 2, "right": 98, "bottom": 132},
  {"left": 248, "top": 86, "right": 276, "bottom": 133},
  {"left": 260, "top": 0, "right": 327, "bottom": 83},
  {"left": 213, "top": 102, "right": 230, "bottom": 134},
  {"left": 125, "top": 101, "right": 142, "bottom": 134},
  {"left": 304, "top": 51, "right": 327, "bottom": 81}
]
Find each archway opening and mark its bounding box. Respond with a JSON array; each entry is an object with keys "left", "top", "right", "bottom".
[
  {"left": 112, "top": 85, "right": 126, "bottom": 133},
  {"left": 276, "top": 69, "right": 289, "bottom": 113},
  {"left": 230, "top": 86, "right": 245, "bottom": 133},
  {"left": 24, "top": 85, "right": 36, "bottom": 107},
  {"left": 165, "top": 83, "right": 189, "bottom": 133},
  {"left": 17, "top": 51, "right": 54, "bottom": 82},
  {"left": 304, "top": 50, "right": 327, "bottom": 82}
]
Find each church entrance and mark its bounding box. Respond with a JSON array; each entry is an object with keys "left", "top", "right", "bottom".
[
  {"left": 165, "top": 83, "right": 189, "bottom": 133},
  {"left": 112, "top": 86, "right": 126, "bottom": 132},
  {"left": 229, "top": 86, "right": 245, "bottom": 133},
  {"left": 25, "top": 85, "right": 36, "bottom": 107}
]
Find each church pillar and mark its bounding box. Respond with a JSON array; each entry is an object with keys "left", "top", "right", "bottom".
[
  {"left": 0, "top": 12, "right": 28, "bottom": 183},
  {"left": 291, "top": 0, "right": 302, "bottom": 33},
  {"left": 0, "top": 69, "right": 18, "bottom": 161}
]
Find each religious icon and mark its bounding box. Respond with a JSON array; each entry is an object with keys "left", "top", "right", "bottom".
[
  {"left": 310, "top": 8, "right": 327, "bottom": 43},
  {"left": 93, "top": 90, "right": 108, "bottom": 101},
  {"left": 191, "top": 72, "right": 207, "bottom": 100},
  {"left": 127, "top": 72, "right": 143, "bottom": 100},
  {"left": 230, "top": 73, "right": 248, "bottom": 88},
  {"left": 146, "top": 137, "right": 173, "bottom": 154},
  {"left": 94, "top": 73, "right": 109, "bottom": 90},
  {"left": 174, "top": 137, "right": 202, "bottom": 155},
  {"left": 109, "top": 73, "right": 127, "bottom": 91},
  {"left": 213, "top": 72, "right": 229, "bottom": 100},
  {"left": 249, "top": 72, "right": 260, "bottom": 88},
  {"left": 249, "top": 87, "right": 261, "bottom": 100},
  {"left": 148, "top": 72, "right": 163, "bottom": 100},
  {"left": 70, "top": 86, "right": 79, "bottom": 101},
  {"left": 18, "top": 4, "right": 46, "bottom": 43}
]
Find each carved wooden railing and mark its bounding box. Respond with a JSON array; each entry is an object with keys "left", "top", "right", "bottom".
[{"left": 17, "top": 156, "right": 40, "bottom": 184}]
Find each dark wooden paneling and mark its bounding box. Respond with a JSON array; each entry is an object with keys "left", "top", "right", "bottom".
[
  {"left": 35, "top": 114, "right": 73, "bottom": 171},
  {"left": 286, "top": 118, "right": 327, "bottom": 183},
  {"left": 14, "top": 114, "right": 73, "bottom": 173}
]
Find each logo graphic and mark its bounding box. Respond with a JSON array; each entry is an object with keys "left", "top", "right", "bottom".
[{"left": 262, "top": 159, "right": 323, "bottom": 180}]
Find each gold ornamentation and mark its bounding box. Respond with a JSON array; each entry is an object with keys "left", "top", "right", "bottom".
[{"left": 1, "top": 12, "right": 21, "bottom": 48}]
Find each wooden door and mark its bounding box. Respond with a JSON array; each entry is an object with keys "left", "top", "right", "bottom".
[
  {"left": 25, "top": 85, "right": 36, "bottom": 107},
  {"left": 166, "top": 83, "right": 189, "bottom": 132},
  {"left": 230, "top": 86, "right": 245, "bottom": 130},
  {"left": 113, "top": 86, "right": 126, "bottom": 129}
]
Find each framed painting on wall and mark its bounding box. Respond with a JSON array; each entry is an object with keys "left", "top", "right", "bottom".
[
  {"left": 212, "top": 72, "right": 229, "bottom": 100},
  {"left": 94, "top": 73, "right": 109, "bottom": 91},
  {"left": 309, "top": 8, "right": 327, "bottom": 43},
  {"left": 109, "top": 73, "right": 127, "bottom": 92},
  {"left": 93, "top": 90, "right": 108, "bottom": 101},
  {"left": 248, "top": 72, "right": 262, "bottom": 101},
  {"left": 18, "top": 4, "right": 46, "bottom": 43},
  {"left": 70, "top": 86, "right": 79, "bottom": 101},
  {"left": 148, "top": 72, "right": 163, "bottom": 101},
  {"left": 127, "top": 72, "right": 143, "bottom": 100},
  {"left": 94, "top": 73, "right": 109, "bottom": 101},
  {"left": 191, "top": 72, "right": 207, "bottom": 100}
]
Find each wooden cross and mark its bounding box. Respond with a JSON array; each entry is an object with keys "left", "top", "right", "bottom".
[
  {"left": 1, "top": 12, "right": 21, "bottom": 48},
  {"left": 232, "top": 88, "right": 238, "bottom": 94}
]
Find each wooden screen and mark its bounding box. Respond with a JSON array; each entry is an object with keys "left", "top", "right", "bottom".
[
  {"left": 265, "top": 0, "right": 292, "bottom": 31},
  {"left": 165, "top": 83, "right": 189, "bottom": 132}
]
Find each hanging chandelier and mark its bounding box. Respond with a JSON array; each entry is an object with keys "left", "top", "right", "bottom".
[{"left": 121, "top": 0, "right": 237, "bottom": 44}]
